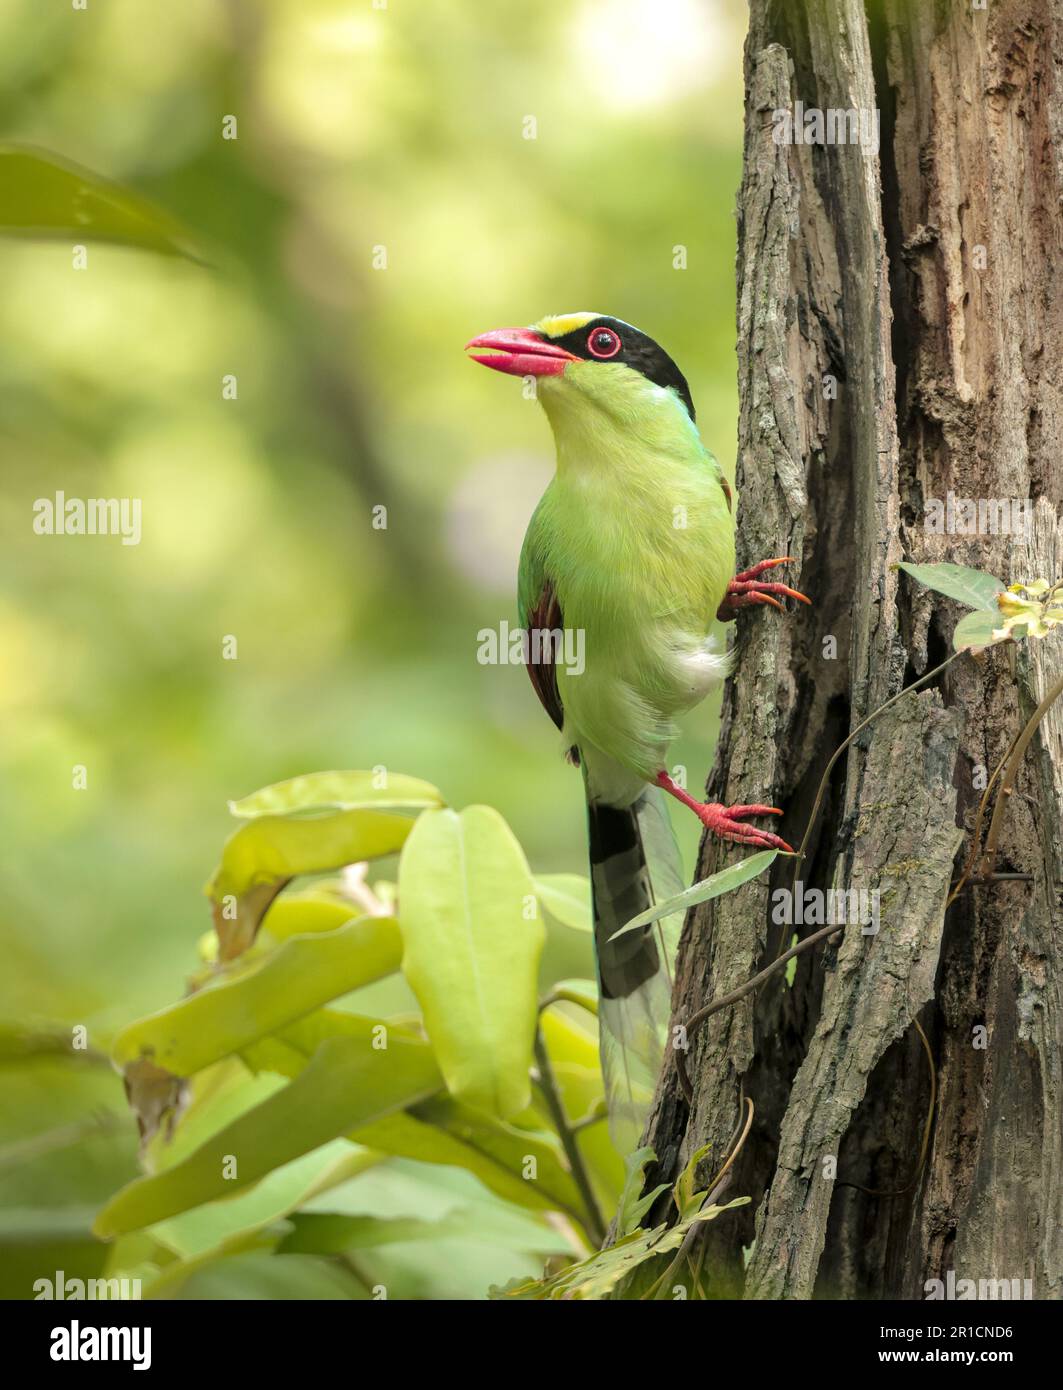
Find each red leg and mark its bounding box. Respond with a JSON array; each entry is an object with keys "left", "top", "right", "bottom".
[
  {"left": 717, "top": 556, "right": 811, "bottom": 622},
  {"left": 656, "top": 772, "right": 793, "bottom": 852}
]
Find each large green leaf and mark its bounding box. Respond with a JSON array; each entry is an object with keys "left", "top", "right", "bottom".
[
  {"left": 207, "top": 809, "right": 416, "bottom": 959},
  {"left": 243, "top": 1016, "right": 590, "bottom": 1225},
  {"left": 397, "top": 806, "right": 544, "bottom": 1119},
  {"left": 94, "top": 1024, "right": 441, "bottom": 1238},
  {"left": 533, "top": 874, "right": 592, "bottom": 932},
  {"left": 0, "top": 144, "right": 201, "bottom": 260},
  {"left": 160, "top": 1251, "right": 369, "bottom": 1301},
  {"left": 146, "top": 1145, "right": 380, "bottom": 1267},
  {"left": 112, "top": 915, "right": 402, "bottom": 1076},
  {"left": 141, "top": 1061, "right": 284, "bottom": 1175},
  {"left": 208, "top": 811, "right": 418, "bottom": 903},
  {"left": 229, "top": 770, "right": 443, "bottom": 820},
  {"left": 896, "top": 561, "right": 1003, "bottom": 611},
  {"left": 609, "top": 850, "right": 778, "bottom": 942},
  {"left": 398, "top": 1096, "right": 589, "bottom": 1224},
  {"left": 953, "top": 608, "right": 1006, "bottom": 651},
  {"left": 279, "top": 1210, "right": 484, "bottom": 1253}
]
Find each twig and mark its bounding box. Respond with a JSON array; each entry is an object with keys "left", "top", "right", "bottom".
[
  {"left": 703, "top": 1093, "right": 755, "bottom": 1204},
  {"left": 533, "top": 1029, "right": 607, "bottom": 1247},
  {"left": 945, "top": 725, "right": 1025, "bottom": 908},
  {"left": 774, "top": 649, "right": 966, "bottom": 960},
  {"left": 675, "top": 922, "right": 844, "bottom": 1103},
  {"left": 976, "top": 669, "right": 1063, "bottom": 880}
]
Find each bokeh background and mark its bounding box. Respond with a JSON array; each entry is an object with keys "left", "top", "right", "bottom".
[{"left": 0, "top": 0, "right": 745, "bottom": 1296}]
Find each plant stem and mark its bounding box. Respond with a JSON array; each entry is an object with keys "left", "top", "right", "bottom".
[
  {"left": 533, "top": 1028, "right": 607, "bottom": 1247},
  {"left": 977, "top": 667, "right": 1063, "bottom": 879},
  {"left": 676, "top": 922, "right": 843, "bottom": 1102},
  {"left": 775, "top": 649, "right": 965, "bottom": 959}
]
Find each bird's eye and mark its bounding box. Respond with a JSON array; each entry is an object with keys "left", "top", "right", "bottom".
[{"left": 587, "top": 326, "right": 622, "bottom": 358}]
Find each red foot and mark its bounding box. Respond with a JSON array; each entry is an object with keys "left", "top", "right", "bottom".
[
  {"left": 717, "top": 557, "right": 811, "bottom": 622},
  {"left": 655, "top": 772, "right": 793, "bottom": 852}
]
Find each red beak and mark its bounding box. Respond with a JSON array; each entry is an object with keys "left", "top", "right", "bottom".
[{"left": 465, "top": 326, "right": 577, "bottom": 378}]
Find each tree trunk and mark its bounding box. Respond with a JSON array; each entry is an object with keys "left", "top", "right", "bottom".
[{"left": 641, "top": 0, "right": 1063, "bottom": 1300}]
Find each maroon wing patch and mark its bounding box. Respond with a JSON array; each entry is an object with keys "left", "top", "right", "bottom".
[{"left": 525, "top": 581, "right": 565, "bottom": 732}]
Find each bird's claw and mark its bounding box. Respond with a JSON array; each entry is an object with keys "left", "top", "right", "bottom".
[
  {"left": 717, "top": 557, "right": 810, "bottom": 621},
  {"left": 697, "top": 801, "right": 794, "bottom": 853}
]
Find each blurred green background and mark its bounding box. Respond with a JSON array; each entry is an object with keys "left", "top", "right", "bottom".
[{"left": 0, "top": 0, "right": 744, "bottom": 1296}]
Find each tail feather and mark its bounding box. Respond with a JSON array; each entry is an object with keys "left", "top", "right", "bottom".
[{"left": 585, "top": 780, "right": 684, "bottom": 1152}]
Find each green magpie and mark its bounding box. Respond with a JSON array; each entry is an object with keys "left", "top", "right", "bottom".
[{"left": 466, "top": 312, "right": 808, "bottom": 1146}]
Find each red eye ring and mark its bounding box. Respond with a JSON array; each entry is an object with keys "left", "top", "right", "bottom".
[{"left": 587, "top": 326, "right": 622, "bottom": 358}]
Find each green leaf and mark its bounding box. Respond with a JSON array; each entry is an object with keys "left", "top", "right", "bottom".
[
  {"left": 229, "top": 770, "right": 443, "bottom": 820},
  {"left": 112, "top": 915, "right": 403, "bottom": 1076},
  {"left": 896, "top": 561, "right": 1003, "bottom": 611},
  {"left": 207, "top": 809, "right": 417, "bottom": 959},
  {"left": 491, "top": 1197, "right": 749, "bottom": 1300},
  {"left": 0, "top": 144, "right": 202, "bottom": 261},
  {"left": 533, "top": 874, "right": 592, "bottom": 931},
  {"left": 260, "top": 890, "right": 366, "bottom": 941},
  {"left": 240, "top": 1011, "right": 593, "bottom": 1224},
  {"left": 674, "top": 1141, "right": 714, "bottom": 1219},
  {"left": 0, "top": 1019, "right": 108, "bottom": 1064},
  {"left": 352, "top": 1104, "right": 588, "bottom": 1223},
  {"left": 397, "top": 806, "right": 544, "bottom": 1119},
  {"left": 278, "top": 1211, "right": 475, "bottom": 1253},
  {"left": 617, "top": 1148, "right": 668, "bottom": 1236},
  {"left": 408, "top": 1094, "right": 593, "bottom": 1219},
  {"left": 159, "top": 1251, "right": 369, "bottom": 1301},
  {"left": 279, "top": 1203, "right": 566, "bottom": 1255},
  {"left": 208, "top": 810, "right": 418, "bottom": 903},
  {"left": 94, "top": 1024, "right": 441, "bottom": 1238},
  {"left": 292, "top": 1154, "right": 573, "bottom": 1255},
  {"left": 953, "top": 608, "right": 1006, "bottom": 651},
  {"left": 0, "top": 1207, "right": 109, "bottom": 1301},
  {"left": 148, "top": 1144, "right": 380, "bottom": 1266},
  {"left": 140, "top": 1062, "right": 286, "bottom": 1175},
  {"left": 608, "top": 850, "right": 778, "bottom": 942}
]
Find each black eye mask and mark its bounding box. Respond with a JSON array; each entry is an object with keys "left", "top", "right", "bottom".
[{"left": 543, "top": 316, "right": 695, "bottom": 422}]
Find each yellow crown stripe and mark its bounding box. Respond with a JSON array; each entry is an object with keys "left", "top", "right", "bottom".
[{"left": 534, "top": 311, "right": 602, "bottom": 339}]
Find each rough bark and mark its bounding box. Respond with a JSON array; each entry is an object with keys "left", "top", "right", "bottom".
[{"left": 640, "top": 0, "right": 1063, "bottom": 1300}]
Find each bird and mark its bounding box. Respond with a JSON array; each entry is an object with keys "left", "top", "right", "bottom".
[{"left": 466, "top": 312, "right": 808, "bottom": 1148}]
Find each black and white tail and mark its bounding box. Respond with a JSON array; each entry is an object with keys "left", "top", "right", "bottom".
[{"left": 584, "top": 780, "right": 684, "bottom": 1153}]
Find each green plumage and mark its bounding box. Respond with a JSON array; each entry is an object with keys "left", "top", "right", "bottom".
[
  {"left": 506, "top": 313, "right": 735, "bottom": 1148},
  {"left": 517, "top": 326, "right": 734, "bottom": 801}
]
